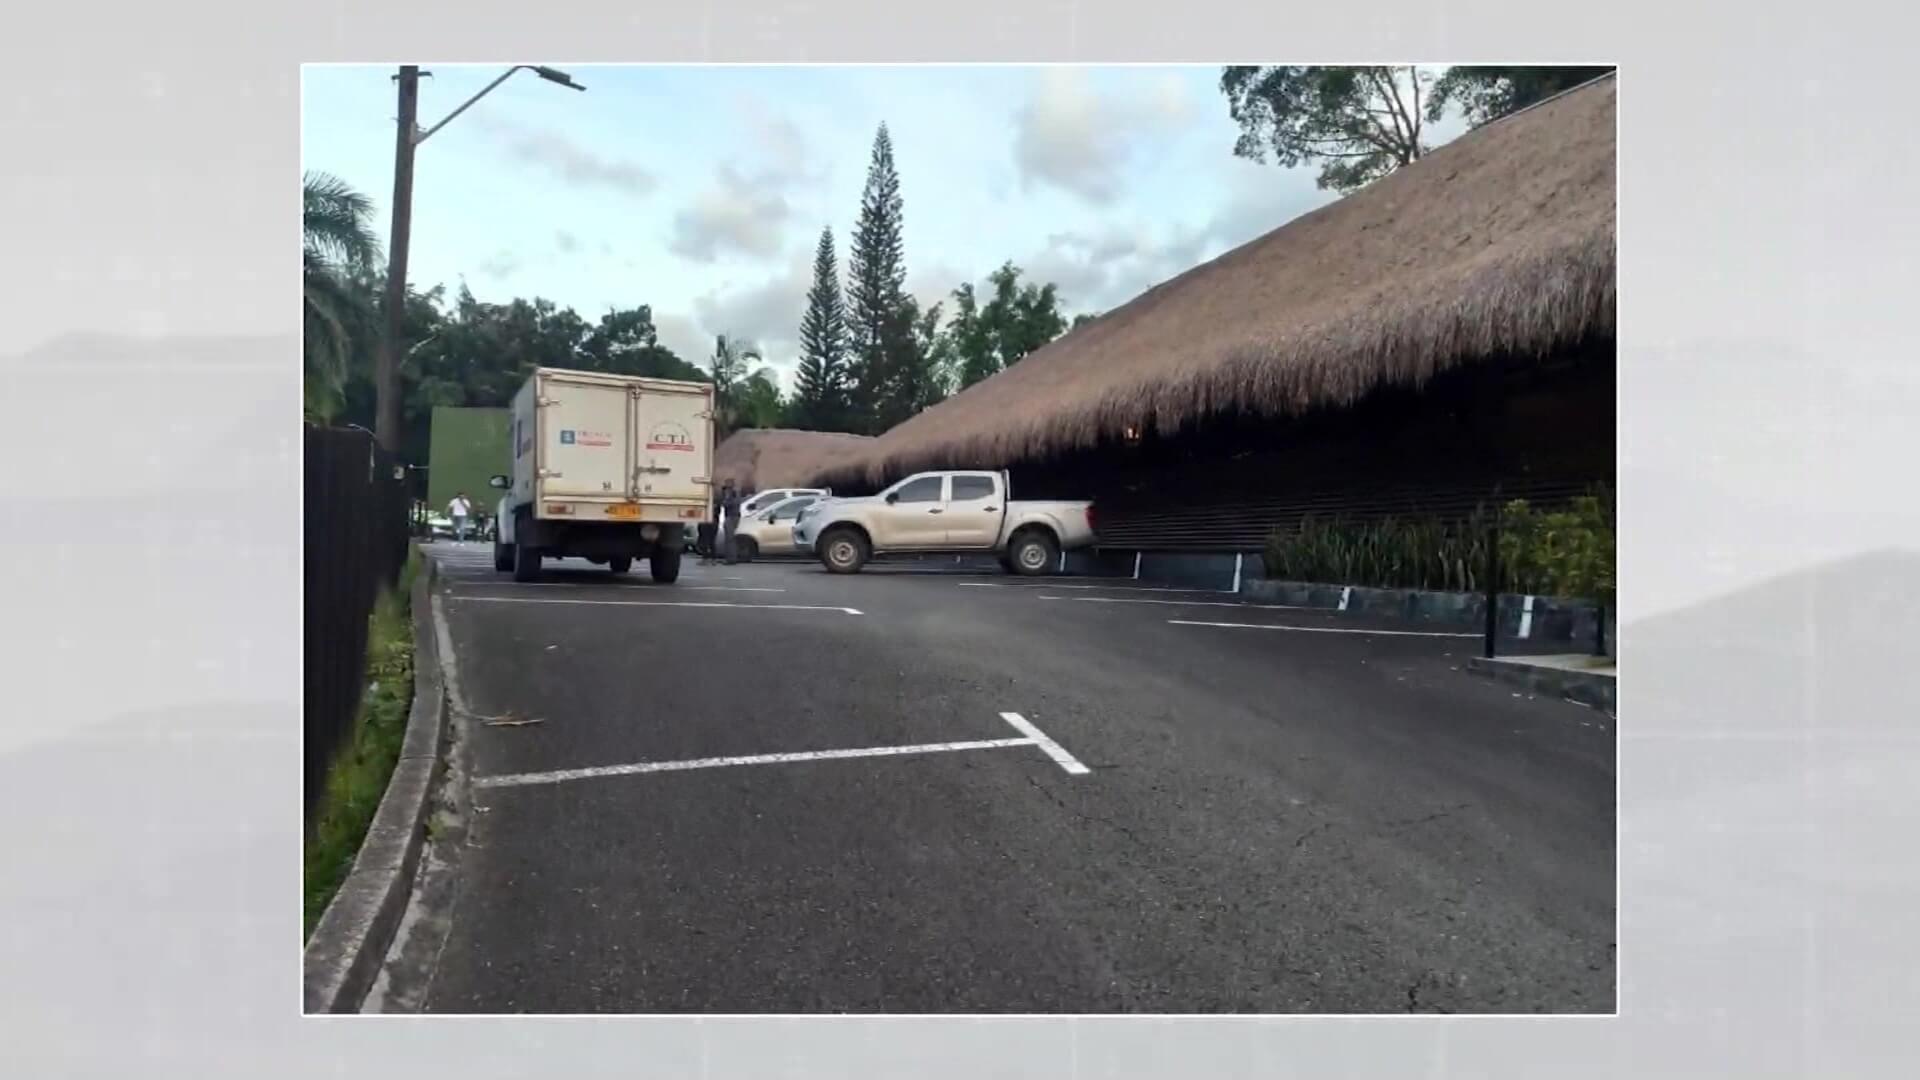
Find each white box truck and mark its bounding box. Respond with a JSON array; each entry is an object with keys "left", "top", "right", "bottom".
[{"left": 488, "top": 367, "right": 714, "bottom": 583}]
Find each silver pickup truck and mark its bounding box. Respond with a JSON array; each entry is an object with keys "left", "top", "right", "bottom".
[{"left": 791, "top": 469, "right": 1095, "bottom": 575}]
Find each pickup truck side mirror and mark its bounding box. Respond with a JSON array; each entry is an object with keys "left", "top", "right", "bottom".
[
  {"left": 761, "top": 512, "right": 775, "bottom": 523},
  {"left": 488, "top": 474, "right": 509, "bottom": 489},
  {"left": 884, "top": 492, "right": 899, "bottom": 504}
]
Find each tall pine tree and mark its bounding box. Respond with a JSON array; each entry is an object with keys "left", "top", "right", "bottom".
[
  {"left": 845, "top": 123, "right": 922, "bottom": 434},
  {"left": 793, "top": 226, "right": 850, "bottom": 431}
]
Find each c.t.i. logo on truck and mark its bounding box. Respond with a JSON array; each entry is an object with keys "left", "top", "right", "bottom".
[{"left": 646, "top": 422, "right": 696, "bottom": 452}]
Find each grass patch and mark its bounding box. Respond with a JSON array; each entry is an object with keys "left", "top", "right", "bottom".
[{"left": 304, "top": 548, "right": 421, "bottom": 940}]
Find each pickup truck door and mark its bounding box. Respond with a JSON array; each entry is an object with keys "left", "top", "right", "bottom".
[
  {"left": 881, "top": 474, "right": 949, "bottom": 549},
  {"left": 941, "top": 473, "right": 1004, "bottom": 548}
]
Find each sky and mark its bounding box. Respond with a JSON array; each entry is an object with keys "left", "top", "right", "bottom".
[{"left": 301, "top": 64, "right": 1466, "bottom": 391}]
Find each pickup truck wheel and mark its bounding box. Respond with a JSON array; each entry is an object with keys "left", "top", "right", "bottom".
[
  {"left": 1009, "top": 530, "right": 1059, "bottom": 576},
  {"left": 609, "top": 556, "right": 632, "bottom": 575},
  {"left": 649, "top": 545, "right": 682, "bottom": 584},
  {"left": 512, "top": 537, "right": 542, "bottom": 582},
  {"left": 493, "top": 537, "right": 514, "bottom": 573},
  {"left": 820, "top": 528, "right": 869, "bottom": 574}
]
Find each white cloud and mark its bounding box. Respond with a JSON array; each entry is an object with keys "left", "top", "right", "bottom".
[
  {"left": 1012, "top": 68, "right": 1191, "bottom": 204},
  {"left": 682, "top": 257, "right": 814, "bottom": 386},
  {"left": 555, "top": 230, "right": 579, "bottom": 254},
  {"left": 669, "top": 164, "right": 794, "bottom": 263},
  {"left": 476, "top": 249, "right": 522, "bottom": 280},
  {"left": 480, "top": 117, "right": 656, "bottom": 198}
]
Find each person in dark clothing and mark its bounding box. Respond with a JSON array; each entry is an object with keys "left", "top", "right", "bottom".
[{"left": 716, "top": 480, "right": 743, "bottom": 564}]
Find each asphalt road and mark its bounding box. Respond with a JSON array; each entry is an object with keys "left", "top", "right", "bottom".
[{"left": 414, "top": 542, "right": 1615, "bottom": 1014}]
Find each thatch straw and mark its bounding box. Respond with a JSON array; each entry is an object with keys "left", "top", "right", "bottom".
[
  {"left": 713, "top": 428, "right": 876, "bottom": 491},
  {"left": 821, "top": 74, "right": 1616, "bottom": 487}
]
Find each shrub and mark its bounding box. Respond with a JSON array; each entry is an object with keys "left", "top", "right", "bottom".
[{"left": 1261, "top": 484, "right": 1614, "bottom": 604}]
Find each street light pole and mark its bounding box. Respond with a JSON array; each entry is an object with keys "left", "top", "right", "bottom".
[
  {"left": 372, "top": 63, "right": 584, "bottom": 456},
  {"left": 374, "top": 65, "right": 420, "bottom": 454}
]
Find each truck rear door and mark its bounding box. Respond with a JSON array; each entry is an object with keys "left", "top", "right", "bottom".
[
  {"left": 630, "top": 381, "right": 712, "bottom": 505},
  {"left": 536, "top": 371, "right": 633, "bottom": 500},
  {"left": 941, "top": 472, "right": 1004, "bottom": 548}
]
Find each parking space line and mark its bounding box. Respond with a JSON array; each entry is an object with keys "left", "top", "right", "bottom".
[
  {"left": 960, "top": 582, "right": 1229, "bottom": 595},
  {"left": 448, "top": 596, "right": 863, "bottom": 615},
  {"left": 998, "top": 712, "right": 1091, "bottom": 775},
  {"left": 453, "top": 583, "right": 786, "bottom": 593},
  {"left": 1168, "top": 619, "right": 1478, "bottom": 638},
  {"left": 474, "top": 737, "right": 1037, "bottom": 790},
  {"left": 1036, "top": 594, "right": 1315, "bottom": 611}
]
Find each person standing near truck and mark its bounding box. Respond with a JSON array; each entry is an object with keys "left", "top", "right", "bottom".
[
  {"left": 447, "top": 491, "right": 473, "bottom": 543},
  {"left": 717, "top": 480, "right": 743, "bottom": 564}
]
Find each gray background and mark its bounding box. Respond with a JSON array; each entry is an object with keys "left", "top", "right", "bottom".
[{"left": 3, "top": 1, "right": 1916, "bottom": 1075}]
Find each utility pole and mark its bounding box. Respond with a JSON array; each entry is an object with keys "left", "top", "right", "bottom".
[
  {"left": 375, "top": 65, "right": 420, "bottom": 455},
  {"left": 373, "top": 63, "right": 581, "bottom": 455}
]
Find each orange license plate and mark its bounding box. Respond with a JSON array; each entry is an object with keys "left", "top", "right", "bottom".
[{"left": 606, "top": 504, "right": 642, "bottom": 518}]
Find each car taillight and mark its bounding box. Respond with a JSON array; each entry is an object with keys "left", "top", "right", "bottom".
[{"left": 1086, "top": 505, "right": 1097, "bottom": 530}]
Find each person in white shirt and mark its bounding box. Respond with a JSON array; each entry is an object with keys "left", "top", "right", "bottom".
[{"left": 447, "top": 492, "right": 473, "bottom": 543}]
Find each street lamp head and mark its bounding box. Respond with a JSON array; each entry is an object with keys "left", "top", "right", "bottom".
[{"left": 531, "top": 65, "right": 586, "bottom": 91}]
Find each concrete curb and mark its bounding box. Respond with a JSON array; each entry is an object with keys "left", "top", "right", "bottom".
[
  {"left": 302, "top": 555, "right": 447, "bottom": 1015},
  {"left": 1467, "top": 655, "right": 1618, "bottom": 716},
  {"left": 1243, "top": 576, "right": 1608, "bottom": 648}
]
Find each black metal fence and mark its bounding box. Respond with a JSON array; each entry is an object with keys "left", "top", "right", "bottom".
[{"left": 305, "top": 425, "right": 411, "bottom": 821}]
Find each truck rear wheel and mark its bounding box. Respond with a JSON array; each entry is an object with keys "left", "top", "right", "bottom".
[
  {"left": 512, "top": 535, "right": 542, "bottom": 583},
  {"left": 1009, "top": 530, "right": 1059, "bottom": 577},
  {"left": 609, "top": 556, "right": 632, "bottom": 575},
  {"left": 493, "top": 537, "right": 514, "bottom": 573},
  {"left": 820, "top": 528, "right": 869, "bottom": 574},
  {"left": 650, "top": 545, "right": 682, "bottom": 584}
]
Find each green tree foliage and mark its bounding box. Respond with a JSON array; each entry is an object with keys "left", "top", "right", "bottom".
[
  {"left": 793, "top": 226, "right": 852, "bottom": 431},
  {"left": 302, "top": 172, "right": 382, "bottom": 422},
  {"left": 707, "top": 334, "right": 787, "bottom": 439},
  {"left": 844, "top": 123, "right": 925, "bottom": 433},
  {"left": 1426, "top": 66, "right": 1614, "bottom": 128},
  {"left": 939, "top": 262, "right": 1070, "bottom": 390},
  {"left": 1219, "top": 66, "right": 1433, "bottom": 193}
]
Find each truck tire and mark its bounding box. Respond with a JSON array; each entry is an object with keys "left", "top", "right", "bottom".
[
  {"left": 1009, "top": 529, "right": 1059, "bottom": 577},
  {"left": 734, "top": 537, "right": 758, "bottom": 563},
  {"left": 650, "top": 545, "right": 682, "bottom": 584},
  {"left": 493, "top": 537, "right": 514, "bottom": 573},
  {"left": 609, "top": 556, "right": 632, "bottom": 575},
  {"left": 819, "top": 528, "right": 869, "bottom": 574},
  {"left": 512, "top": 538, "right": 542, "bottom": 582}
]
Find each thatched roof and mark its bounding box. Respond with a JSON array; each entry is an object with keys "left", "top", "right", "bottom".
[
  {"left": 822, "top": 73, "right": 1616, "bottom": 487},
  {"left": 713, "top": 428, "right": 875, "bottom": 491}
]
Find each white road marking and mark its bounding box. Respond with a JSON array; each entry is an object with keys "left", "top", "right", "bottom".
[
  {"left": 1168, "top": 619, "right": 1479, "bottom": 638},
  {"left": 455, "top": 582, "right": 786, "bottom": 593},
  {"left": 998, "top": 712, "right": 1090, "bottom": 775},
  {"left": 1037, "top": 595, "right": 1316, "bottom": 611},
  {"left": 429, "top": 594, "right": 475, "bottom": 716},
  {"left": 474, "top": 737, "right": 1037, "bottom": 790},
  {"left": 448, "top": 596, "right": 863, "bottom": 615},
  {"left": 960, "top": 582, "right": 1229, "bottom": 595}
]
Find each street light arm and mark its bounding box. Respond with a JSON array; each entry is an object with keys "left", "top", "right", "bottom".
[{"left": 413, "top": 66, "right": 528, "bottom": 145}]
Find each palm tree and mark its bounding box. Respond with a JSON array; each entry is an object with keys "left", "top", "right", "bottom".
[
  {"left": 709, "top": 334, "right": 779, "bottom": 438},
  {"left": 303, "top": 171, "right": 381, "bottom": 422}
]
